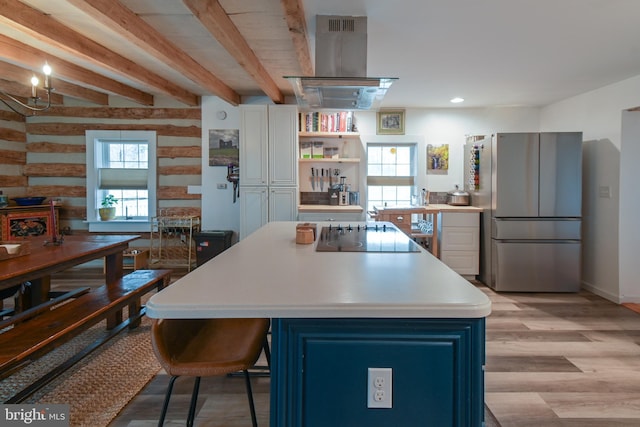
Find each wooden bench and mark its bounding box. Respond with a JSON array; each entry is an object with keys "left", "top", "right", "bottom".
[{"left": 0, "top": 268, "right": 172, "bottom": 403}]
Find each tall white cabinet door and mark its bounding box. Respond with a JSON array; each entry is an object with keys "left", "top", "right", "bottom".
[
  {"left": 268, "top": 105, "right": 298, "bottom": 186},
  {"left": 239, "top": 187, "right": 268, "bottom": 240},
  {"left": 269, "top": 187, "right": 297, "bottom": 221},
  {"left": 239, "top": 105, "right": 268, "bottom": 186}
]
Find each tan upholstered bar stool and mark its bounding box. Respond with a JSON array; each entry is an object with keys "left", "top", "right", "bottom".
[{"left": 151, "top": 318, "right": 271, "bottom": 427}]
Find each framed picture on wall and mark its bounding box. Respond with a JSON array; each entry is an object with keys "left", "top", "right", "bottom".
[
  {"left": 209, "top": 129, "right": 239, "bottom": 166},
  {"left": 376, "top": 110, "right": 405, "bottom": 135},
  {"left": 427, "top": 144, "right": 449, "bottom": 175}
]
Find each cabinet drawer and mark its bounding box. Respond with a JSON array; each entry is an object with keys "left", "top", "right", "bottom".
[
  {"left": 440, "top": 227, "right": 479, "bottom": 251},
  {"left": 440, "top": 250, "right": 479, "bottom": 275},
  {"left": 388, "top": 213, "right": 412, "bottom": 228},
  {"left": 440, "top": 212, "right": 478, "bottom": 227}
]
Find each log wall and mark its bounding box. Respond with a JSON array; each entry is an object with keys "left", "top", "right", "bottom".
[{"left": 0, "top": 101, "right": 202, "bottom": 232}]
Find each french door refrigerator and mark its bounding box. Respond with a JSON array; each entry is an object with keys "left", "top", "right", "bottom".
[{"left": 465, "top": 132, "right": 583, "bottom": 292}]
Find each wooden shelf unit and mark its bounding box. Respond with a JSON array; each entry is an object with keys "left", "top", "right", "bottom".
[
  {"left": 299, "top": 131, "right": 360, "bottom": 138},
  {"left": 299, "top": 158, "right": 360, "bottom": 163}
]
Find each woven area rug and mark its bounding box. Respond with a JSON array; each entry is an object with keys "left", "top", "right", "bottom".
[{"left": 0, "top": 314, "right": 161, "bottom": 427}]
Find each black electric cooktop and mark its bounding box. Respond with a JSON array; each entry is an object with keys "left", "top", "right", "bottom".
[{"left": 315, "top": 222, "right": 421, "bottom": 253}]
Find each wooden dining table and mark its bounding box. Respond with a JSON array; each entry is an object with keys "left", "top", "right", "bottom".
[{"left": 0, "top": 234, "right": 139, "bottom": 311}]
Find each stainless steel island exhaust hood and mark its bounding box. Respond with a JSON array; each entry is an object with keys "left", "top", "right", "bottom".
[{"left": 286, "top": 16, "right": 398, "bottom": 110}]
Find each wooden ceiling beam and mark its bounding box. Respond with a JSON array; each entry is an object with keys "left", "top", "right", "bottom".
[
  {"left": 280, "top": 0, "right": 314, "bottom": 76},
  {"left": 47, "top": 79, "right": 109, "bottom": 106},
  {"left": 0, "top": 0, "right": 198, "bottom": 106},
  {"left": 0, "top": 34, "right": 150, "bottom": 106},
  {"left": 67, "top": 0, "right": 240, "bottom": 106},
  {"left": 0, "top": 58, "right": 107, "bottom": 106},
  {"left": 183, "top": 0, "right": 285, "bottom": 104}
]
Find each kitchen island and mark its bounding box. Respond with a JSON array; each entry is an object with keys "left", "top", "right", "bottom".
[{"left": 147, "top": 221, "right": 491, "bottom": 426}]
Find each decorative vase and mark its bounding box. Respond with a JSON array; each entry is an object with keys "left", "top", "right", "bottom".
[{"left": 99, "top": 207, "right": 116, "bottom": 221}]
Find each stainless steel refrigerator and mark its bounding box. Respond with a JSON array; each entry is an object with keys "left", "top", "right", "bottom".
[{"left": 464, "top": 132, "right": 583, "bottom": 292}]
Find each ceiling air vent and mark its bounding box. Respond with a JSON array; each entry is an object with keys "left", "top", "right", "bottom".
[{"left": 328, "top": 17, "right": 355, "bottom": 32}]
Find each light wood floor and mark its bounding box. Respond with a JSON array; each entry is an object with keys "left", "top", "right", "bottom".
[
  {"left": 48, "top": 267, "right": 640, "bottom": 426},
  {"left": 482, "top": 284, "right": 640, "bottom": 427}
]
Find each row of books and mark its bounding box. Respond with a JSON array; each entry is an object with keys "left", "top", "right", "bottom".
[{"left": 298, "top": 111, "right": 355, "bottom": 133}]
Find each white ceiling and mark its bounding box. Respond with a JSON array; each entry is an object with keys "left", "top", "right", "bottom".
[
  {"left": 306, "top": 0, "right": 640, "bottom": 108},
  {"left": 2, "top": 0, "right": 640, "bottom": 109}
]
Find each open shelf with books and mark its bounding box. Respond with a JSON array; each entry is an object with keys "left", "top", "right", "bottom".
[{"left": 298, "top": 111, "right": 357, "bottom": 134}]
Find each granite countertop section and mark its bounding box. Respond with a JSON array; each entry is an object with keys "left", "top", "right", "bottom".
[{"left": 147, "top": 221, "right": 491, "bottom": 320}]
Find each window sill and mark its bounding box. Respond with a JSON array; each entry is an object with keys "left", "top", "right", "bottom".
[{"left": 86, "top": 220, "right": 151, "bottom": 233}]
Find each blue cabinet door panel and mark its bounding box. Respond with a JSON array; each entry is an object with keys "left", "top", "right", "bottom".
[
  {"left": 270, "top": 318, "right": 486, "bottom": 427},
  {"left": 304, "top": 338, "right": 456, "bottom": 426}
]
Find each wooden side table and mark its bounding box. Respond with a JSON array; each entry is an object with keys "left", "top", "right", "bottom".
[{"left": 373, "top": 206, "right": 439, "bottom": 257}]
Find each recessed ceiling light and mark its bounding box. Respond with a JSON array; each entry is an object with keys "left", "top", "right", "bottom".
[{"left": 450, "top": 97, "right": 464, "bottom": 103}]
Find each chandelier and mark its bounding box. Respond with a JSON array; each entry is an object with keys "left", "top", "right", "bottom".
[{"left": 0, "top": 62, "right": 53, "bottom": 116}]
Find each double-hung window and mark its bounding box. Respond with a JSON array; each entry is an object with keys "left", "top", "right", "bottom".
[
  {"left": 366, "top": 143, "right": 417, "bottom": 211},
  {"left": 86, "top": 130, "right": 157, "bottom": 232}
]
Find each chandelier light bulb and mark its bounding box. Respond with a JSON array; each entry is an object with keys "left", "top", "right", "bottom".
[
  {"left": 30, "top": 75, "right": 39, "bottom": 98},
  {"left": 0, "top": 60, "right": 55, "bottom": 115},
  {"left": 42, "top": 62, "right": 52, "bottom": 88}
]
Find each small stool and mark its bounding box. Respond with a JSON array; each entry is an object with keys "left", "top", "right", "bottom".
[
  {"left": 103, "top": 248, "right": 149, "bottom": 273},
  {"left": 123, "top": 249, "right": 149, "bottom": 270},
  {"left": 151, "top": 317, "right": 271, "bottom": 427}
]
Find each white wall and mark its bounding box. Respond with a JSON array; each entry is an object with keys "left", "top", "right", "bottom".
[
  {"left": 620, "top": 110, "right": 640, "bottom": 302},
  {"left": 354, "top": 107, "right": 541, "bottom": 193},
  {"left": 540, "top": 74, "right": 640, "bottom": 302},
  {"left": 200, "top": 97, "right": 241, "bottom": 234}
]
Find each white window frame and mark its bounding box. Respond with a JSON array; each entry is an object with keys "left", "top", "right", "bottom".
[
  {"left": 86, "top": 130, "right": 157, "bottom": 232},
  {"left": 366, "top": 143, "right": 417, "bottom": 211}
]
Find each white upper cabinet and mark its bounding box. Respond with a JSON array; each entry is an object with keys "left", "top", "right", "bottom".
[
  {"left": 239, "top": 105, "right": 268, "bottom": 186},
  {"left": 268, "top": 105, "right": 298, "bottom": 186},
  {"left": 239, "top": 105, "right": 297, "bottom": 187}
]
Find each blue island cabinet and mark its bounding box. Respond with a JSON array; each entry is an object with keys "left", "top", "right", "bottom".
[{"left": 270, "top": 317, "right": 486, "bottom": 427}]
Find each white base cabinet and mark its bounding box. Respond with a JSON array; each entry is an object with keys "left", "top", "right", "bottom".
[
  {"left": 239, "top": 186, "right": 297, "bottom": 240},
  {"left": 269, "top": 187, "right": 298, "bottom": 222},
  {"left": 438, "top": 212, "right": 480, "bottom": 276},
  {"left": 239, "top": 187, "right": 268, "bottom": 240}
]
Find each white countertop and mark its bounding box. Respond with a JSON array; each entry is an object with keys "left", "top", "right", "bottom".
[
  {"left": 147, "top": 221, "right": 491, "bottom": 319},
  {"left": 375, "top": 204, "right": 483, "bottom": 213},
  {"left": 298, "top": 204, "right": 363, "bottom": 213}
]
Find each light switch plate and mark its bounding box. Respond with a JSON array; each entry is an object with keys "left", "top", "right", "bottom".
[{"left": 598, "top": 186, "right": 611, "bottom": 198}]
